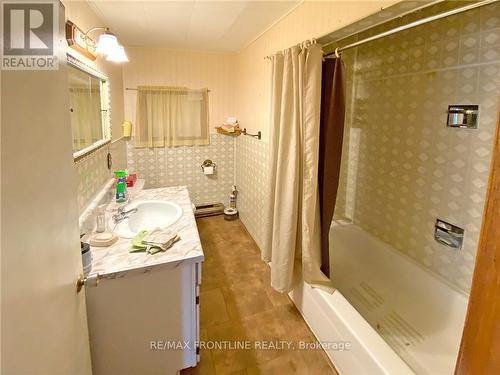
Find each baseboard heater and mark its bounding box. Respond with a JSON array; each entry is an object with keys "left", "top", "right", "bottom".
[{"left": 194, "top": 203, "right": 224, "bottom": 218}]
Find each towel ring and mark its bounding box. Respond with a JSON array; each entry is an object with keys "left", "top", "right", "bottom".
[{"left": 335, "top": 47, "right": 340, "bottom": 58}]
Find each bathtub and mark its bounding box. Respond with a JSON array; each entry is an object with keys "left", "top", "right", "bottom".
[{"left": 289, "top": 223, "right": 468, "bottom": 375}]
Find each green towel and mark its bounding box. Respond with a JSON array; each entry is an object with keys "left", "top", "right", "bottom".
[
  {"left": 130, "top": 228, "right": 180, "bottom": 254},
  {"left": 130, "top": 230, "right": 149, "bottom": 252}
]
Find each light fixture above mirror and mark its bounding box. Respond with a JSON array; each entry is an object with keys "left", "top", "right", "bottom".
[
  {"left": 85, "top": 27, "right": 128, "bottom": 62},
  {"left": 66, "top": 21, "right": 128, "bottom": 63},
  {"left": 95, "top": 31, "right": 118, "bottom": 55},
  {"left": 106, "top": 45, "right": 129, "bottom": 63}
]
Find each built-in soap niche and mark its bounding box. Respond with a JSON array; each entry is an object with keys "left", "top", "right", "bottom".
[
  {"left": 434, "top": 219, "right": 464, "bottom": 250},
  {"left": 447, "top": 105, "right": 479, "bottom": 129}
]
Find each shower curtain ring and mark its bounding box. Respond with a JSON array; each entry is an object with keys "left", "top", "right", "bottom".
[{"left": 335, "top": 47, "right": 340, "bottom": 58}]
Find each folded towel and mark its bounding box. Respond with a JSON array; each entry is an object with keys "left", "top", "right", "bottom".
[
  {"left": 143, "top": 227, "right": 178, "bottom": 245},
  {"left": 220, "top": 124, "right": 236, "bottom": 133},
  {"left": 130, "top": 228, "right": 180, "bottom": 254},
  {"left": 224, "top": 117, "right": 238, "bottom": 125},
  {"left": 146, "top": 235, "right": 180, "bottom": 254}
]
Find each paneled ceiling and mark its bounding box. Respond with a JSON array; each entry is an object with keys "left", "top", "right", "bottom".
[{"left": 88, "top": 0, "right": 300, "bottom": 52}]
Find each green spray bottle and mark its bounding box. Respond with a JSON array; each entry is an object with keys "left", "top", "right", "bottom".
[{"left": 114, "top": 170, "right": 128, "bottom": 203}]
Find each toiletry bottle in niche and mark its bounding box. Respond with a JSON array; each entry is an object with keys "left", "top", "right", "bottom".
[
  {"left": 114, "top": 170, "right": 128, "bottom": 203},
  {"left": 229, "top": 185, "right": 238, "bottom": 208}
]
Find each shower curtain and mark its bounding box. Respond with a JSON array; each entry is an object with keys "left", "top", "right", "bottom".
[
  {"left": 319, "top": 58, "right": 346, "bottom": 278},
  {"left": 264, "top": 42, "right": 334, "bottom": 293}
]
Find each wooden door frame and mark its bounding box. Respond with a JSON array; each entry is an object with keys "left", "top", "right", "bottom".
[{"left": 455, "top": 96, "right": 500, "bottom": 374}]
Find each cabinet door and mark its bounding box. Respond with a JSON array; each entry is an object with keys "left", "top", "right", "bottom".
[
  {"left": 195, "top": 262, "right": 202, "bottom": 362},
  {"left": 86, "top": 263, "right": 198, "bottom": 374}
]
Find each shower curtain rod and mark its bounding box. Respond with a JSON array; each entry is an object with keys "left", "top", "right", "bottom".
[
  {"left": 323, "top": 0, "right": 498, "bottom": 58},
  {"left": 126, "top": 87, "right": 211, "bottom": 92},
  {"left": 263, "top": 39, "right": 318, "bottom": 60}
]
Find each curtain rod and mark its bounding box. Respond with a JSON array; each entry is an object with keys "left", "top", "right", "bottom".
[
  {"left": 324, "top": 0, "right": 497, "bottom": 58},
  {"left": 125, "top": 88, "right": 211, "bottom": 92},
  {"left": 321, "top": 0, "right": 444, "bottom": 52},
  {"left": 264, "top": 39, "right": 317, "bottom": 60}
]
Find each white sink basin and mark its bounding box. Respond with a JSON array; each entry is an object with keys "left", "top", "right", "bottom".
[{"left": 112, "top": 200, "right": 182, "bottom": 238}]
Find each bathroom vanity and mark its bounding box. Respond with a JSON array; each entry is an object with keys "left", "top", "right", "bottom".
[{"left": 84, "top": 186, "right": 203, "bottom": 375}]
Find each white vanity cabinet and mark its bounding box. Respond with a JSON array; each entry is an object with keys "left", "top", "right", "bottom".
[
  {"left": 85, "top": 260, "right": 202, "bottom": 375},
  {"left": 83, "top": 186, "right": 204, "bottom": 375}
]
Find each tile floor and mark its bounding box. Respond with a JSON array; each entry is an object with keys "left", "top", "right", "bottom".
[{"left": 181, "top": 215, "right": 338, "bottom": 375}]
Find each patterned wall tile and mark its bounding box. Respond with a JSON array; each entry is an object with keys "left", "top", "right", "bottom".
[
  {"left": 75, "top": 145, "right": 111, "bottom": 213},
  {"left": 235, "top": 136, "right": 270, "bottom": 251},
  {"left": 126, "top": 133, "right": 235, "bottom": 206},
  {"left": 335, "top": 3, "right": 500, "bottom": 293},
  {"left": 110, "top": 137, "right": 127, "bottom": 170},
  {"left": 75, "top": 138, "right": 127, "bottom": 213}
]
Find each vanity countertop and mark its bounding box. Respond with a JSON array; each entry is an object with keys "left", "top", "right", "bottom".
[{"left": 89, "top": 186, "right": 204, "bottom": 280}]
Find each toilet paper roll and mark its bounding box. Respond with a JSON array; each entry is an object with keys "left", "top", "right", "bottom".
[
  {"left": 122, "top": 120, "right": 132, "bottom": 137},
  {"left": 203, "top": 166, "right": 214, "bottom": 175}
]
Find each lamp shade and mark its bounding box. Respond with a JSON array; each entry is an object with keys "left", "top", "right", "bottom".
[
  {"left": 96, "top": 33, "right": 118, "bottom": 55},
  {"left": 106, "top": 45, "right": 128, "bottom": 63}
]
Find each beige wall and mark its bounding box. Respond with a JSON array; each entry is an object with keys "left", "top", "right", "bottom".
[
  {"left": 122, "top": 47, "right": 236, "bottom": 131},
  {"left": 233, "top": 0, "right": 398, "bottom": 247},
  {"left": 63, "top": 1, "right": 125, "bottom": 140},
  {"left": 236, "top": 0, "right": 399, "bottom": 141},
  {"left": 62, "top": 1, "right": 127, "bottom": 212},
  {"left": 122, "top": 48, "right": 237, "bottom": 204},
  {"left": 65, "top": 0, "right": 399, "bottom": 213},
  {"left": 232, "top": 0, "right": 498, "bottom": 294},
  {"left": 1, "top": 3, "right": 92, "bottom": 372}
]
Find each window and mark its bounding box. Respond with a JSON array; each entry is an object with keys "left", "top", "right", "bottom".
[{"left": 135, "top": 86, "right": 209, "bottom": 147}]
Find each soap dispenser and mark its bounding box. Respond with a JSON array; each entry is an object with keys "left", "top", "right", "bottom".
[{"left": 114, "top": 170, "right": 128, "bottom": 203}]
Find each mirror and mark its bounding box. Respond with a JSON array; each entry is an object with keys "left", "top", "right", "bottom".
[{"left": 67, "top": 55, "right": 111, "bottom": 159}]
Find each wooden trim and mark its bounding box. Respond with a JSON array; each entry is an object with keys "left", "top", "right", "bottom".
[
  {"left": 65, "top": 20, "right": 97, "bottom": 61},
  {"left": 455, "top": 96, "right": 500, "bottom": 374}
]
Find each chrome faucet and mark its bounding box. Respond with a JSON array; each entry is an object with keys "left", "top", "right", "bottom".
[{"left": 112, "top": 205, "right": 138, "bottom": 224}]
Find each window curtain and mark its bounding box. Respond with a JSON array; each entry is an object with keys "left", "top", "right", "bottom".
[
  {"left": 318, "top": 57, "right": 346, "bottom": 278},
  {"left": 264, "top": 42, "right": 334, "bottom": 293},
  {"left": 135, "top": 86, "right": 209, "bottom": 148},
  {"left": 69, "top": 87, "right": 102, "bottom": 152}
]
